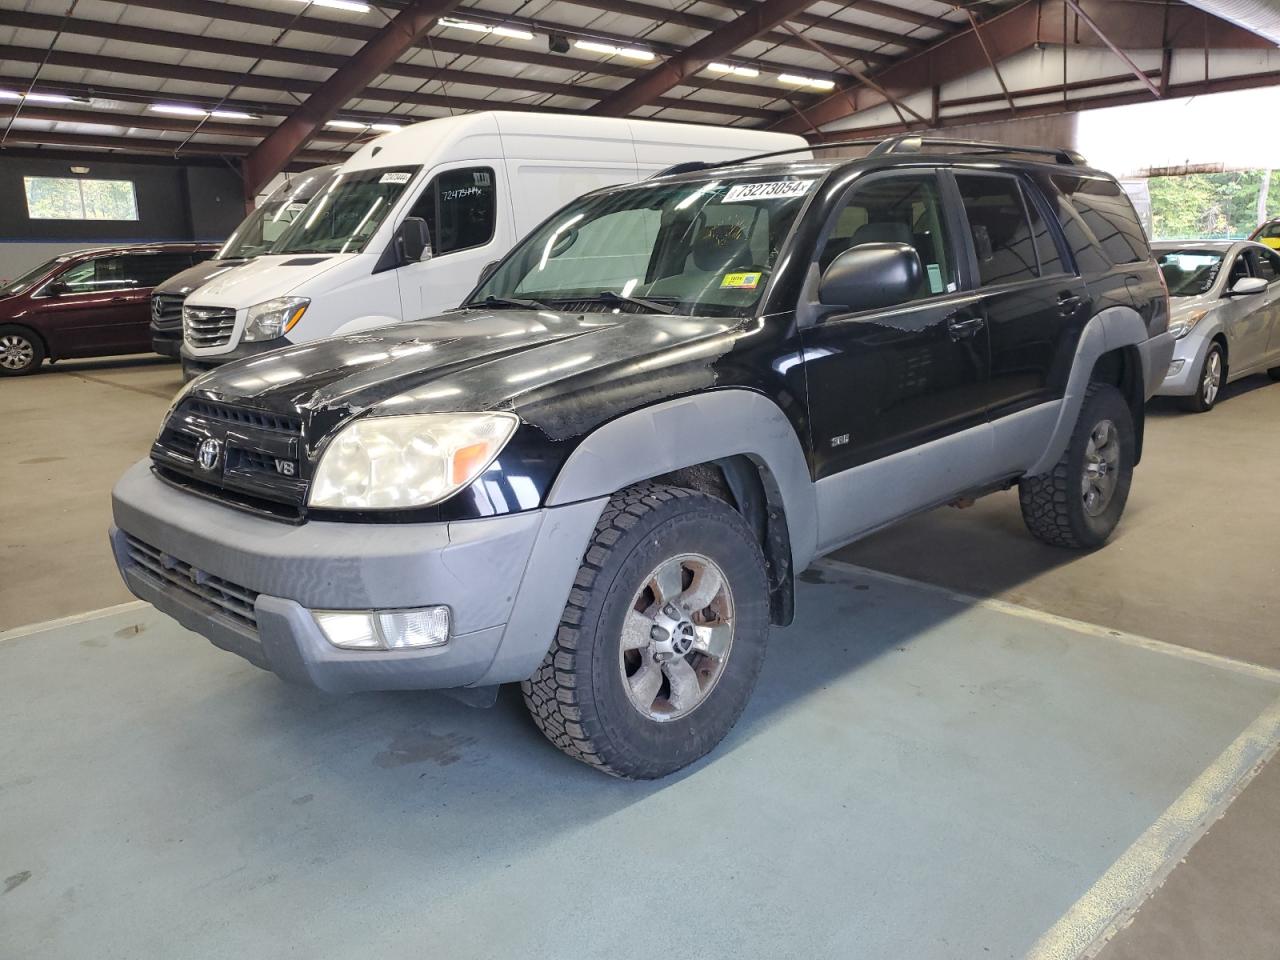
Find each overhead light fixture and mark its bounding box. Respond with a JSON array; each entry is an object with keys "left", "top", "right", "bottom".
[
  {"left": 707, "top": 62, "right": 759, "bottom": 79},
  {"left": 370, "top": 122, "right": 401, "bottom": 132},
  {"left": 0, "top": 89, "right": 75, "bottom": 103},
  {"left": 778, "top": 73, "right": 835, "bottom": 91},
  {"left": 285, "top": 0, "right": 371, "bottom": 12},
  {"left": 70, "top": 165, "right": 91, "bottom": 174},
  {"left": 574, "top": 39, "right": 654, "bottom": 61},
  {"left": 326, "top": 119, "right": 369, "bottom": 130},
  {"left": 211, "top": 109, "right": 255, "bottom": 120},
  {"left": 151, "top": 104, "right": 257, "bottom": 120},
  {"left": 437, "top": 17, "right": 534, "bottom": 40}
]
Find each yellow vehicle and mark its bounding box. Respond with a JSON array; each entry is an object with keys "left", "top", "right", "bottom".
[{"left": 1250, "top": 219, "right": 1280, "bottom": 250}]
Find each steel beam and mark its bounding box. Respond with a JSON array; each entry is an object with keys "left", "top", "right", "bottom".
[
  {"left": 1061, "top": 0, "right": 1163, "bottom": 98},
  {"left": 966, "top": 7, "right": 1018, "bottom": 115},
  {"left": 590, "top": 0, "right": 826, "bottom": 117},
  {"left": 0, "top": 125, "right": 347, "bottom": 164}
]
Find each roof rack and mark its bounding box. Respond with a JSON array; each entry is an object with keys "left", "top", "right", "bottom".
[{"left": 649, "top": 135, "right": 1084, "bottom": 179}]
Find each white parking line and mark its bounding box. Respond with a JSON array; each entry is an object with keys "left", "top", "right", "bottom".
[
  {"left": 0, "top": 600, "right": 147, "bottom": 644},
  {"left": 817, "top": 559, "right": 1280, "bottom": 684},
  {"left": 1025, "top": 694, "right": 1280, "bottom": 960}
]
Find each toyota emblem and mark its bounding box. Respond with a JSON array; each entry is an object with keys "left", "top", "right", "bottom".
[{"left": 197, "top": 437, "right": 222, "bottom": 471}]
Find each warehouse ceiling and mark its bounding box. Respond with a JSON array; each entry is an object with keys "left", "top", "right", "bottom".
[{"left": 0, "top": 0, "right": 1275, "bottom": 189}]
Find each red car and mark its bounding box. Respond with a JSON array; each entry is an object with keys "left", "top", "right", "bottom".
[{"left": 0, "top": 243, "right": 218, "bottom": 376}]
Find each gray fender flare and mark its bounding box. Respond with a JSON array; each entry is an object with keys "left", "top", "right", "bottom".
[
  {"left": 545, "top": 389, "right": 820, "bottom": 573},
  {"left": 1026, "top": 306, "right": 1152, "bottom": 477}
]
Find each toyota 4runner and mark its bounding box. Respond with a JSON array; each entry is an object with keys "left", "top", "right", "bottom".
[{"left": 110, "top": 136, "right": 1174, "bottom": 779}]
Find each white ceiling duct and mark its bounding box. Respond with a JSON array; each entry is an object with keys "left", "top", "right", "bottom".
[{"left": 1178, "top": 0, "right": 1280, "bottom": 46}]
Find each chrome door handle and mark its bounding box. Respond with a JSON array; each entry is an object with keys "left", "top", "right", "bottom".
[{"left": 947, "top": 313, "right": 985, "bottom": 340}]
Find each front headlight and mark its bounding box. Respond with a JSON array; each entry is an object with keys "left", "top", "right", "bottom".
[
  {"left": 1168, "top": 308, "right": 1209, "bottom": 340},
  {"left": 244, "top": 296, "right": 309, "bottom": 342},
  {"left": 309, "top": 412, "right": 518, "bottom": 510}
]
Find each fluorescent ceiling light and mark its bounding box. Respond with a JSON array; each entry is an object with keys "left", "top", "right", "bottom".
[
  {"left": 778, "top": 73, "right": 835, "bottom": 91},
  {"left": 211, "top": 109, "right": 255, "bottom": 120},
  {"left": 150, "top": 104, "right": 207, "bottom": 116},
  {"left": 574, "top": 39, "right": 653, "bottom": 60},
  {"left": 0, "top": 89, "right": 76, "bottom": 103},
  {"left": 0, "top": 90, "right": 22, "bottom": 99},
  {"left": 326, "top": 119, "right": 368, "bottom": 130},
  {"left": 438, "top": 17, "right": 534, "bottom": 40},
  {"left": 707, "top": 62, "right": 759, "bottom": 78},
  {"left": 370, "top": 122, "right": 401, "bottom": 132},
  {"left": 286, "top": 0, "right": 371, "bottom": 12}
]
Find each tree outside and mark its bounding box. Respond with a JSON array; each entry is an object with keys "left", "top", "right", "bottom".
[{"left": 1148, "top": 169, "right": 1279, "bottom": 240}]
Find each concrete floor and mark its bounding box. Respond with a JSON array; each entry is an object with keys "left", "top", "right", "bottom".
[{"left": 3, "top": 358, "right": 1279, "bottom": 957}]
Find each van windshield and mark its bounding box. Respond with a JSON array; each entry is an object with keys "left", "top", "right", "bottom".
[
  {"left": 220, "top": 167, "right": 339, "bottom": 260},
  {"left": 271, "top": 165, "right": 421, "bottom": 255},
  {"left": 0, "top": 257, "right": 65, "bottom": 297},
  {"left": 469, "top": 174, "right": 819, "bottom": 318}
]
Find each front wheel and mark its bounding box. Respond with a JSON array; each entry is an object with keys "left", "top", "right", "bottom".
[
  {"left": 1180, "top": 343, "right": 1224, "bottom": 413},
  {"left": 522, "top": 483, "right": 770, "bottom": 779},
  {"left": 0, "top": 325, "right": 44, "bottom": 376},
  {"left": 1019, "top": 383, "right": 1135, "bottom": 550}
]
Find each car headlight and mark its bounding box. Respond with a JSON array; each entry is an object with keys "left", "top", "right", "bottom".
[
  {"left": 309, "top": 412, "right": 518, "bottom": 510},
  {"left": 1168, "top": 308, "right": 1209, "bottom": 340},
  {"left": 243, "top": 296, "right": 309, "bottom": 342}
]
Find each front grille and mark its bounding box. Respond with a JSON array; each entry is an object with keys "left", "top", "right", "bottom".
[
  {"left": 124, "top": 534, "right": 259, "bottom": 630},
  {"left": 151, "top": 293, "right": 186, "bottom": 331},
  {"left": 151, "top": 398, "right": 308, "bottom": 519},
  {"left": 184, "top": 305, "right": 236, "bottom": 348}
]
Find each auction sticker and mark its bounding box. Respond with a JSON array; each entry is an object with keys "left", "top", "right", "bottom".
[
  {"left": 722, "top": 180, "right": 813, "bottom": 203},
  {"left": 721, "top": 271, "right": 762, "bottom": 290},
  {"left": 380, "top": 171, "right": 412, "bottom": 184}
]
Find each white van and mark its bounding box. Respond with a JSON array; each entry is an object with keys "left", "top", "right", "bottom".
[{"left": 179, "top": 111, "right": 807, "bottom": 373}]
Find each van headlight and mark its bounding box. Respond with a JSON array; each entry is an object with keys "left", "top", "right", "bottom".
[
  {"left": 308, "top": 412, "right": 518, "bottom": 510},
  {"left": 244, "top": 296, "right": 309, "bottom": 341}
]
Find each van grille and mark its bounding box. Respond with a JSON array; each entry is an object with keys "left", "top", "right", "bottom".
[
  {"left": 151, "top": 293, "right": 186, "bottom": 331},
  {"left": 124, "top": 534, "right": 259, "bottom": 630},
  {"left": 184, "top": 305, "right": 236, "bottom": 348}
]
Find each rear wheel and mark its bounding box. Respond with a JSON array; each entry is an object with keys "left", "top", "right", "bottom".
[
  {"left": 0, "top": 325, "right": 44, "bottom": 376},
  {"left": 522, "top": 483, "right": 770, "bottom": 779},
  {"left": 1019, "top": 383, "right": 1134, "bottom": 550},
  {"left": 1180, "top": 343, "right": 1224, "bottom": 413}
]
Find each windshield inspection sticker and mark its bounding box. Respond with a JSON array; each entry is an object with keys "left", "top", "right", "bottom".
[
  {"left": 722, "top": 180, "right": 814, "bottom": 203},
  {"left": 379, "top": 172, "right": 412, "bottom": 184},
  {"left": 721, "top": 272, "right": 762, "bottom": 290}
]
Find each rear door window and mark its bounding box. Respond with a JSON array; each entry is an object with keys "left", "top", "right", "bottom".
[
  {"left": 1052, "top": 175, "right": 1148, "bottom": 266},
  {"left": 955, "top": 174, "right": 1039, "bottom": 287},
  {"left": 122, "top": 253, "right": 197, "bottom": 288}
]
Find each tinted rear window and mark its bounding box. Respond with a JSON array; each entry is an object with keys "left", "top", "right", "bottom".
[{"left": 1052, "top": 175, "right": 1148, "bottom": 266}]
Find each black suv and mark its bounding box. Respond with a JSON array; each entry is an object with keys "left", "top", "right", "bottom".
[{"left": 109, "top": 137, "right": 1173, "bottom": 779}]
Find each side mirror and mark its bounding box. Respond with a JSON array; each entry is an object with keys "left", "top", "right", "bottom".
[
  {"left": 819, "top": 242, "right": 922, "bottom": 311},
  {"left": 1228, "top": 276, "right": 1267, "bottom": 297},
  {"left": 477, "top": 260, "right": 500, "bottom": 285},
  {"left": 397, "top": 216, "right": 432, "bottom": 264},
  {"left": 43, "top": 280, "right": 70, "bottom": 297}
]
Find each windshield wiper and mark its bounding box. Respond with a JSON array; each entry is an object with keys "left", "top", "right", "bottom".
[
  {"left": 587, "top": 290, "right": 676, "bottom": 314},
  {"left": 471, "top": 295, "right": 552, "bottom": 311}
]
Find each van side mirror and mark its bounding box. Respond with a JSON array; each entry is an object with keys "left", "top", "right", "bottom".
[
  {"left": 1228, "top": 276, "right": 1267, "bottom": 297},
  {"left": 818, "top": 242, "right": 922, "bottom": 311},
  {"left": 397, "top": 217, "right": 432, "bottom": 264}
]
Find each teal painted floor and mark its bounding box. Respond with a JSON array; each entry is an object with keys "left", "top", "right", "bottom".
[{"left": 2, "top": 563, "right": 1277, "bottom": 960}]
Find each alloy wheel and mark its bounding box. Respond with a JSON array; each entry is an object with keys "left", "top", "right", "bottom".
[
  {"left": 1082, "top": 418, "right": 1121, "bottom": 517},
  {"left": 0, "top": 334, "right": 34, "bottom": 371},
  {"left": 1202, "top": 350, "right": 1222, "bottom": 407},
  {"left": 619, "top": 553, "right": 735, "bottom": 722}
]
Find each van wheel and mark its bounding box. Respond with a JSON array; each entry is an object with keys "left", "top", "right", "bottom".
[
  {"left": 522, "top": 483, "right": 769, "bottom": 779},
  {"left": 0, "top": 325, "right": 44, "bottom": 375},
  {"left": 1019, "top": 383, "right": 1134, "bottom": 550},
  {"left": 1180, "top": 343, "right": 1223, "bottom": 412}
]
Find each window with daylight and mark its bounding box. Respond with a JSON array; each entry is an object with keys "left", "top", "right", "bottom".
[{"left": 23, "top": 176, "right": 139, "bottom": 221}]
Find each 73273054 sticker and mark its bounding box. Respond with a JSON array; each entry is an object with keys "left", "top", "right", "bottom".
[{"left": 722, "top": 180, "right": 814, "bottom": 203}]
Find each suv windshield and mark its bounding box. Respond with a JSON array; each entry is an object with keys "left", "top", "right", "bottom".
[
  {"left": 271, "top": 165, "right": 421, "bottom": 255},
  {"left": 469, "top": 173, "right": 820, "bottom": 318},
  {"left": 1158, "top": 249, "right": 1224, "bottom": 297},
  {"left": 0, "top": 256, "right": 65, "bottom": 297},
  {"left": 219, "top": 167, "right": 339, "bottom": 260}
]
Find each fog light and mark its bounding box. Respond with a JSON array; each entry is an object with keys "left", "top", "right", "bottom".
[
  {"left": 1167, "top": 359, "right": 1185, "bottom": 377},
  {"left": 314, "top": 607, "right": 450, "bottom": 650}
]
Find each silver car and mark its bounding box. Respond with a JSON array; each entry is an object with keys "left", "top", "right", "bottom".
[{"left": 1153, "top": 240, "right": 1280, "bottom": 411}]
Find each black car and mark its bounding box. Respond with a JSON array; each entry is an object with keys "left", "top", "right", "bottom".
[{"left": 110, "top": 136, "right": 1173, "bottom": 779}]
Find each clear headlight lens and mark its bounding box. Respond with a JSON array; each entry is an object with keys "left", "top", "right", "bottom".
[
  {"left": 1168, "top": 308, "right": 1209, "bottom": 340},
  {"left": 314, "top": 607, "right": 450, "bottom": 650},
  {"left": 244, "top": 296, "right": 309, "bottom": 342},
  {"left": 308, "top": 412, "right": 518, "bottom": 510}
]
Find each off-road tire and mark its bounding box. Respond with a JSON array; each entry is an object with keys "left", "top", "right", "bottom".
[
  {"left": 1019, "top": 383, "right": 1134, "bottom": 550},
  {"left": 1180, "top": 343, "right": 1223, "bottom": 413},
  {"left": 522, "top": 482, "right": 770, "bottom": 779},
  {"left": 0, "top": 325, "right": 44, "bottom": 376}
]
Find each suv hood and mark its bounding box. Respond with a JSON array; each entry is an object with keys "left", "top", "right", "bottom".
[
  {"left": 189, "top": 308, "right": 746, "bottom": 438},
  {"left": 182, "top": 253, "right": 356, "bottom": 307}
]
